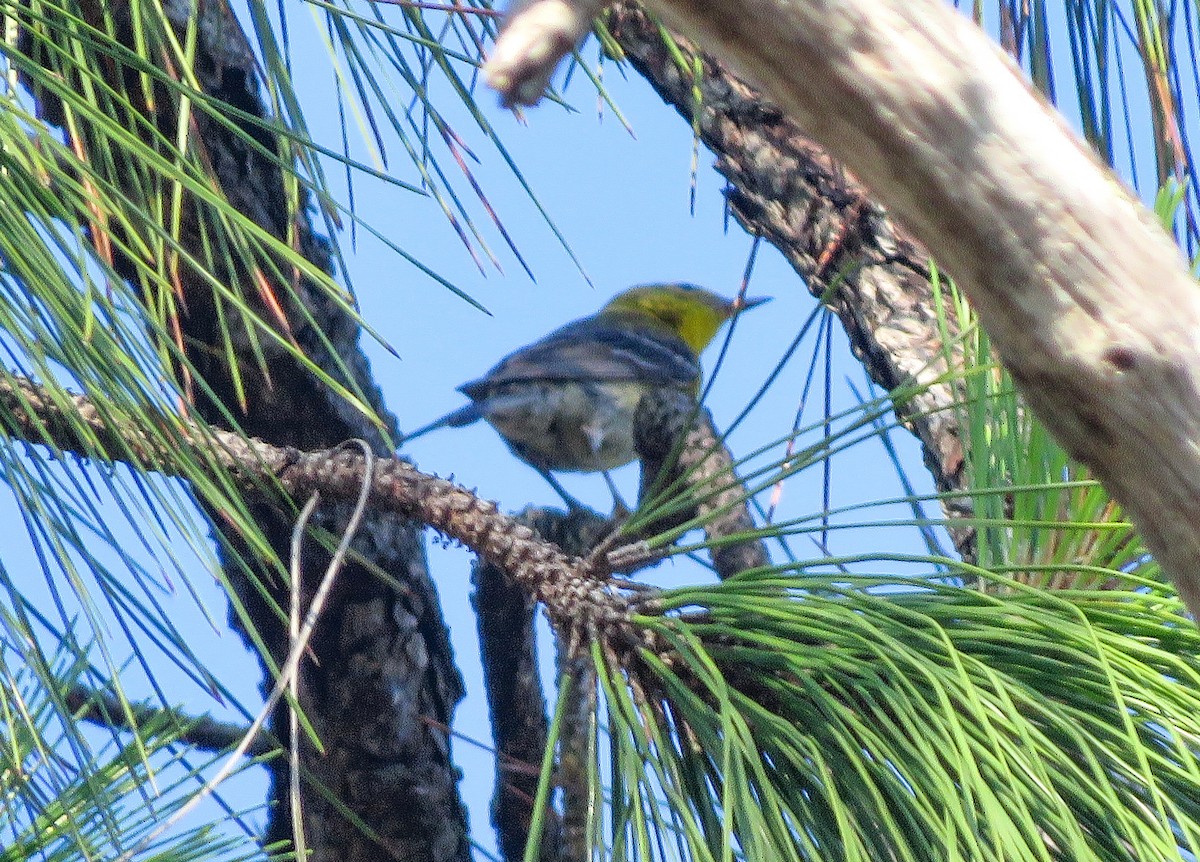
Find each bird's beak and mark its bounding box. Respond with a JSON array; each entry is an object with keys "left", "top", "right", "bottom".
[{"left": 732, "top": 295, "right": 771, "bottom": 313}]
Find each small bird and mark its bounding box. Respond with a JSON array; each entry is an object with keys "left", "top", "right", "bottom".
[{"left": 402, "top": 283, "right": 767, "bottom": 505}]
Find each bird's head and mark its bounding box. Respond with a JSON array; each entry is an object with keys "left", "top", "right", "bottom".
[{"left": 601, "top": 283, "right": 769, "bottom": 355}]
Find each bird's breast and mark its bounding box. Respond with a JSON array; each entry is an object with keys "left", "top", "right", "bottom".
[{"left": 476, "top": 380, "right": 654, "bottom": 472}]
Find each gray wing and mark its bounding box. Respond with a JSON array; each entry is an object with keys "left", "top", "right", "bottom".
[{"left": 459, "top": 314, "right": 700, "bottom": 399}]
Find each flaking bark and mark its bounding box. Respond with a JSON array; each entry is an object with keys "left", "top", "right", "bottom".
[{"left": 638, "top": 0, "right": 1200, "bottom": 611}]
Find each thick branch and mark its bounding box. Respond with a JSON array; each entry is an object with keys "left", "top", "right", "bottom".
[
  {"left": 17, "top": 1, "right": 469, "bottom": 855},
  {"left": 0, "top": 374, "right": 624, "bottom": 632},
  {"left": 604, "top": 3, "right": 972, "bottom": 558},
  {"left": 471, "top": 508, "right": 610, "bottom": 862},
  {"left": 473, "top": 554, "right": 561, "bottom": 862},
  {"left": 490, "top": 0, "right": 1200, "bottom": 616}
]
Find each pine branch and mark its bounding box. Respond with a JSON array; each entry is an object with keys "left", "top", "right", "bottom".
[
  {"left": 2, "top": 373, "right": 773, "bottom": 630},
  {"left": 487, "top": 0, "right": 1200, "bottom": 619},
  {"left": 0, "top": 373, "right": 627, "bottom": 633},
  {"left": 65, "top": 683, "right": 276, "bottom": 759},
  {"left": 603, "top": 3, "right": 973, "bottom": 560}
]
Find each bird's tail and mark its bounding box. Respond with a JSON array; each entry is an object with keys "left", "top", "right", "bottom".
[{"left": 400, "top": 403, "right": 483, "bottom": 444}]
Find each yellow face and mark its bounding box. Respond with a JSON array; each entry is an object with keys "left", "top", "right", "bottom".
[{"left": 602, "top": 283, "right": 741, "bottom": 355}]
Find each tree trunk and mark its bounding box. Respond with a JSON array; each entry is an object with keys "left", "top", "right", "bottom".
[{"left": 18, "top": 1, "right": 471, "bottom": 858}]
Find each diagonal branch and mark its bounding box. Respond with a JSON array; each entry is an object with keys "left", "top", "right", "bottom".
[
  {"left": 0, "top": 373, "right": 624, "bottom": 632},
  {"left": 632, "top": 390, "right": 768, "bottom": 577},
  {"left": 487, "top": 1, "right": 974, "bottom": 560},
  {"left": 603, "top": 3, "right": 973, "bottom": 558},
  {"left": 488, "top": 0, "right": 1200, "bottom": 617}
]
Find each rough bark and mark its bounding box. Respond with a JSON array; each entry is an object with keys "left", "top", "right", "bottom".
[
  {"left": 16, "top": 1, "right": 469, "bottom": 858},
  {"left": 634, "top": 389, "right": 769, "bottom": 577},
  {"left": 473, "top": 553, "right": 560, "bottom": 862},
  {"left": 639, "top": 0, "right": 1200, "bottom": 612},
  {"left": 490, "top": 0, "right": 1200, "bottom": 615},
  {"left": 633, "top": 0, "right": 1200, "bottom": 612},
  {"left": 471, "top": 507, "right": 611, "bottom": 862},
  {"left": 0, "top": 373, "right": 639, "bottom": 635},
  {"left": 3, "top": 365, "right": 702, "bottom": 861},
  {"left": 605, "top": 2, "right": 973, "bottom": 558}
]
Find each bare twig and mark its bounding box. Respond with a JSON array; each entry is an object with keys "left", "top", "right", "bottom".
[{"left": 65, "top": 683, "right": 276, "bottom": 758}]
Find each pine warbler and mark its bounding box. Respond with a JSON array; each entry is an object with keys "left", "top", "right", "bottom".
[{"left": 403, "top": 283, "right": 767, "bottom": 495}]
